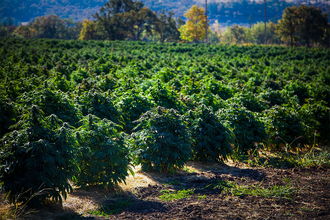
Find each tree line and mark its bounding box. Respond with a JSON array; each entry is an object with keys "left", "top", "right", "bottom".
[
  {"left": 0, "top": 0, "right": 183, "bottom": 43},
  {"left": 207, "top": 0, "right": 330, "bottom": 25},
  {"left": 78, "top": 0, "right": 184, "bottom": 42},
  {"left": 208, "top": 5, "right": 329, "bottom": 47},
  {"left": 0, "top": 1, "right": 329, "bottom": 47},
  {"left": 0, "top": 15, "right": 83, "bottom": 40}
]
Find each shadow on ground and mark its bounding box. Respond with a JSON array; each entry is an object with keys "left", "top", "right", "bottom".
[
  {"left": 22, "top": 184, "right": 166, "bottom": 220},
  {"left": 138, "top": 161, "right": 265, "bottom": 191}
]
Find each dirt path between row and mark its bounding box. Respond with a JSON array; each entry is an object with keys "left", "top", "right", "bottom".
[
  {"left": 105, "top": 163, "right": 330, "bottom": 219},
  {"left": 1, "top": 162, "right": 329, "bottom": 219}
]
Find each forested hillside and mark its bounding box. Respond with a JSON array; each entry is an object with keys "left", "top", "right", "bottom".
[
  {"left": 1, "top": 0, "right": 329, "bottom": 26},
  {"left": 0, "top": 0, "right": 107, "bottom": 24}
]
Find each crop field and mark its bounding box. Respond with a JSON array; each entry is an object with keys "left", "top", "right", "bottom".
[{"left": 0, "top": 38, "right": 329, "bottom": 219}]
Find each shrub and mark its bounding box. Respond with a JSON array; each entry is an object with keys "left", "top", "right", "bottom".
[
  {"left": 75, "top": 114, "right": 132, "bottom": 188},
  {"left": 299, "top": 100, "right": 330, "bottom": 145},
  {"left": 229, "top": 92, "right": 267, "bottom": 113},
  {"left": 148, "top": 80, "right": 180, "bottom": 110},
  {"left": 37, "top": 88, "right": 81, "bottom": 127},
  {"left": 0, "top": 99, "right": 18, "bottom": 138},
  {"left": 218, "top": 103, "right": 268, "bottom": 154},
  {"left": 78, "top": 91, "right": 124, "bottom": 126},
  {"left": 0, "top": 106, "right": 77, "bottom": 207},
  {"left": 131, "top": 107, "right": 192, "bottom": 173},
  {"left": 187, "top": 105, "right": 232, "bottom": 163},
  {"left": 115, "top": 89, "right": 153, "bottom": 133},
  {"left": 262, "top": 104, "right": 306, "bottom": 148}
]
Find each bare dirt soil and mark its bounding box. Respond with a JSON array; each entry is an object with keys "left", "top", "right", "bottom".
[
  {"left": 1, "top": 162, "right": 329, "bottom": 220},
  {"left": 103, "top": 164, "right": 330, "bottom": 220}
]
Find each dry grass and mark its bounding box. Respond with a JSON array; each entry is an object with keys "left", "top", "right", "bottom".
[
  {"left": 0, "top": 165, "right": 159, "bottom": 219},
  {"left": 0, "top": 193, "right": 11, "bottom": 220},
  {"left": 119, "top": 165, "right": 157, "bottom": 191}
]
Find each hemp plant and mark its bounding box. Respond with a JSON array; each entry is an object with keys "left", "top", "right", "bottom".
[
  {"left": 0, "top": 105, "right": 77, "bottom": 207},
  {"left": 131, "top": 106, "right": 192, "bottom": 173},
  {"left": 187, "top": 105, "right": 233, "bottom": 163}
]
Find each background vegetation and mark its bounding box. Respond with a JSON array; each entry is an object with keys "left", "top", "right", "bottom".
[
  {"left": 1, "top": 1, "right": 329, "bottom": 48},
  {"left": 1, "top": 0, "right": 329, "bottom": 25}
]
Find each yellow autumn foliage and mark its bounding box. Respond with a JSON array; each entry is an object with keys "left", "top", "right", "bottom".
[
  {"left": 78, "top": 19, "right": 98, "bottom": 40},
  {"left": 178, "top": 5, "right": 211, "bottom": 42}
]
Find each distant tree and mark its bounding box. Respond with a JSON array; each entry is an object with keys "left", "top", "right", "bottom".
[
  {"left": 123, "top": 6, "right": 158, "bottom": 41},
  {"left": 252, "top": 22, "right": 281, "bottom": 45},
  {"left": 11, "top": 15, "right": 81, "bottom": 39},
  {"left": 6, "top": 25, "right": 16, "bottom": 35},
  {"left": 219, "top": 22, "right": 280, "bottom": 45},
  {"left": 248, "top": 14, "right": 254, "bottom": 28},
  {"left": 177, "top": 16, "right": 185, "bottom": 29},
  {"left": 93, "top": 0, "right": 144, "bottom": 40},
  {"left": 276, "top": 6, "right": 299, "bottom": 47},
  {"left": 267, "top": 21, "right": 282, "bottom": 45},
  {"left": 63, "top": 18, "right": 74, "bottom": 27},
  {"left": 78, "top": 19, "right": 99, "bottom": 40},
  {"left": 244, "top": 27, "right": 255, "bottom": 44},
  {"left": 230, "top": 24, "right": 245, "bottom": 44},
  {"left": 220, "top": 27, "right": 234, "bottom": 45},
  {"left": 14, "top": 25, "right": 36, "bottom": 38},
  {"left": 276, "top": 5, "right": 328, "bottom": 47},
  {"left": 66, "top": 21, "right": 83, "bottom": 40},
  {"left": 31, "top": 15, "right": 66, "bottom": 39},
  {"left": 270, "top": 16, "right": 279, "bottom": 24},
  {"left": 322, "top": 23, "right": 330, "bottom": 47},
  {"left": 155, "top": 10, "right": 180, "bottom": 42},
  {"left": 209, "top": 20, "right": 222, "bottom": 43},
  {"left": 2, "top": 17, "right": 16, "bottom": 35},
  {"left": 208, "top": 30, "right": 220, "bottom": 43},
  {"left": 0, "top": 24, "right": 8, "bottom": 38},
  {"left": 296, "top": 5, "right": 328, "bottom": 47},
  {"left": 179, "top": 5, "right": 210, "bottom": 42}
]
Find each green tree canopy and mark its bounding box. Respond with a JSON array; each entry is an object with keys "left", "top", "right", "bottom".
[
  {"left": 0, "top": 24, "right": 8, "bottom": 38},
  {"left": 13, "top": 15, "right": 82, "bottom": 39},
  {"left": 296, "top": 5, "right": 328, "bottom": 47},
  {"left": 276, "top": 5, "right": 329, "bottom": 47},
  {"left": 276, "top": 6, "right": 299, "bottom": 47},
  {"left": 93, "top": 0, "right": 158, "bottom": 41},
  {"left": 155, "top": 10, "right": 181, "bottom": 43},
  {"left": 230, "top": 24, "right": 246, "bottom": 44}
]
